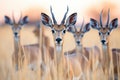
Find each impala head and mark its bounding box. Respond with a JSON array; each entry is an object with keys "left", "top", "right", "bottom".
[
  {"left": 68, "top": 19, "right": 90, "bottom": 46},
  {"left": 41, "top": 6, "right": 77, "bottom": 46},
  {"left": 4, "top": 13, "right": 29, "bottom": 38},
  {"left": 90, "top": 9, "right": 118, "bottom": 45}
]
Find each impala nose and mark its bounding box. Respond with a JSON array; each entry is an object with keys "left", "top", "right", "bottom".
[
  {"left": 14, "top": 32, "right": 18, "bottom": 37},
  {"left": 56, "top": 38, "right": 62, "bottom": 44},
  {"left": 101, "top": 40, "right": 106, "bottom": 45},
  {"left": 76, "top": 41, "right": 80, "bottom": 45}
]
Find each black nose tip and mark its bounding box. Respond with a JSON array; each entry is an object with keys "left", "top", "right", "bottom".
[
  {"left": 76, "top": 41, "right": 80, "bottom": 44},
  {"left": 56, "top": 38, "right": 62, "bottom": 43},
  {"left": 101, "top": 40, "right": 106, "bottom": 44},
  {"left": 14, "top": 32, "right": 18, "bottom": 36}
]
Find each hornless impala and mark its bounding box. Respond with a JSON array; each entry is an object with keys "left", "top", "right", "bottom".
[
  {"left": 41, "top": 6, "right": 81, "bottom": 80},
  {"left": 4, "top": 13, "right": 41, "bottom": 70},
  {"left": 90, "top": 9, "right": 118, "bottom": 79}
]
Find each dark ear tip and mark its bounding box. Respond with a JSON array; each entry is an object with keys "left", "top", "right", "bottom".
[
  {"left": 115, "top": 18, "right": 118, "bottom": 20},
  {"left": 74, "top": 13, "right": 77, "bottom": 15},
  {"left": 71, "top": 13, "right": 77, "bottom": 16},
  {"left": 4, "top": 16, "right": 8, "bottom": 18},
  {"left": 24, "top": 16, "right": 28, "bottom": 18},
  {"left": 86, "top": 23, "right": 90, "bottom": 25},
  {"left": 41, "top": 13, "right": 44, "bottom": 15},
  {"left": 90, "top": 18, "right": 95, "bottom": 21},
  {"left": 41, "top": 13, "right": 48, "bottom": 17},
  {"left": 41, "top": 13, "right": 45, "bottom": 15}
]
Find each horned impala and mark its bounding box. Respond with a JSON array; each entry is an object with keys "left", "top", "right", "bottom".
[
  {"left": 66, "top": 19, "right": 91, "bottom": 56},
  {"left": 41, "top": 6, "right": 81, "bottom": 80},
  {"left": 66, "top": 20, "right": 101, "bottom": 79},
  {"left": 4, "top": 13, "right": 41, "bottom": 70},
  {"left": 90, "top": 9, "right": 118, "bottom": 79},
  {"left": 4, "top": 13, "right": 28, "bottom": 70}
]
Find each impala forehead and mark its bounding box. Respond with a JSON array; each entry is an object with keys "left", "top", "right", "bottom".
[
  {"left": 75, "top": 31, "right": 82, "bottom": 36},
  {"left": 13, "top": 23, "right": 20, "bottom": 28},
  {"left": 53, "top": 24, "right": 66, "bottom": 31},
  {"left": 100, "top": 27, "right": 109, "bottom": 33}
]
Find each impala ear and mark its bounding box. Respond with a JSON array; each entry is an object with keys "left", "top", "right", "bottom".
[
  {"left": 4, "top": 16, "right": 13, "bottom": 25},
  {"left": 20, "top": 16, "right": 29, "bottom": 25},
  {"left": 83, "top": 23, "right": 90, "bottom": 33},
  {"left": 90, "top": 18, "right": 100, "bottom": 30},
  {"left": 109, "top": 18, "right": 118, "bottom": 31},
  {"left": 41, "top": 13, "right": 52, "bottom": 27},
  {"left": 66, "top": 13, "right": 77, "bottom": 27},
  {"left": 67, "top": 25, "right": 76, "bottom": 33}
]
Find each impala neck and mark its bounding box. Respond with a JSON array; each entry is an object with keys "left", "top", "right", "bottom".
[
  {"left": 102, "top": 38, "right": 109, "bottom": 54},
  {"left": 76, "top": 44, "right": 83, "bottom": 54},
  {"left": 56, "top": 45, "right": 63, "bottom": 53},
  {"left": 14, "top": 36, "right": 21, "bottom": 53},
  {"left": 102, "top": 41, "right": 109, "bottom": 69},
  {"left": 55, "top": 44, "right": 64, "bottom": 63},
  {"left": 102, "top": 44, "right": 108, "bottom": 54}
]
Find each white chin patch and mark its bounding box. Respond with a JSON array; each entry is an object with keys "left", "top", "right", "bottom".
[{"left": 56, "top": 46, "right": 62, "bottom": 52}]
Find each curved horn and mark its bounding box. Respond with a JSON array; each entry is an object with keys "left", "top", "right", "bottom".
[
  {"left": 18, "top": 12, "right": 22, "bottom": 24},
  {"left": 106, "top": 9, "right": 110, "bottom": 27},
  {"left": 74, "top": 25, "right": 77, "bottom": 32},
  {"left": 80, "top": 18, "right": 84, "bottom": 31},
  {"left": 50, "top": 6, "right": 57, "bottom": 24},
  {"left": 100, "top": 10, "right": 103, "bottom": 27},
  {"left": 61, "top": 6, "right": 69, "bottom": 24},
  {"left": 12, "top": 12, "right": 15, "bottom": 23}
]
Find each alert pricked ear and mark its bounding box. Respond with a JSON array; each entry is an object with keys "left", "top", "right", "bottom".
[
  {"left": 66, "top": 13, "right": 77, "bottom": 27},
  {"left": 20, "top": 16, "right": 29, "bottom": 25},
  {"left": 109, "top": 18, "right": 118, "bottom": 31},
  {"left": 90, "top": 18, "right": 100, "bottom": 30},
  {"left": 4, "top": 16, "right": 13, "bottom": 25},
  {"left": 67, "top": 25, "right": 76, "bottom": 33},
  {"left": 41, "top": 13, "right": 52, "bottom": 27},
  {"left": 83, "top": 23, "right": 90, "bottom": 33}
]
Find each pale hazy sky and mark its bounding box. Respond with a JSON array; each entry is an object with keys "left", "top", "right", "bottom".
[{"left": 0, "top": 0, "right": 120, "bottom": 24}]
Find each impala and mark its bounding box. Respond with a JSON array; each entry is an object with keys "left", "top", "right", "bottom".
[
  {"left": 4, "top": 13, "right": 41, "bottom": 71},
  {"left": 90, "top": 9, "right": 118, "bottom": 79},
  {"left": 41, "top": 6, "right": 81, "bottom": 80}
]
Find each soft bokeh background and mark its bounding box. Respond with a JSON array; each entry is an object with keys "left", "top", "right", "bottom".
[{"left": 0, "top": 0, "right": 120, "bottom": 55}]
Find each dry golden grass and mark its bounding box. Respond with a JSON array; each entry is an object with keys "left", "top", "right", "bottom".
[{"left": 0, "top": 25, "right": 120, "bottom": 80}]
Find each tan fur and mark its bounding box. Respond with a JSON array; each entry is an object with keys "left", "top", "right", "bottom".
[
  {"left": 50, "top": 25, "right": 82, "bottom": 80},
  {"left": 112, "top": 48, "right": 120, "bottom": 76},
  {"left": 53, "top": 24, "right": 65, "bottom": 31},
  {"left": 97, "top": 26, "right": 119, "bottom": 79},
  {"left": 66, "top": 25, "right": 102, "bottom": 79}
]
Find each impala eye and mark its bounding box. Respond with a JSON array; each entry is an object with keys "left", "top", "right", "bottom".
[
  {"left": 107, "top": 32, "right": 110, "bottom": 35},
  {"left": 99, "top": 32, "right": 101, "bottom": 35},
  {"left": 74, "top": 35, "right": 76, "bottom": 37},
  {"left": 63, "top": 30, "right": 66, "bottom": 34},
  {"left": 81, "top": 34, "right": 83, "bottom": 37},
  {"left": 52, "top": 30, "right": 55, "bottom": 34}
]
